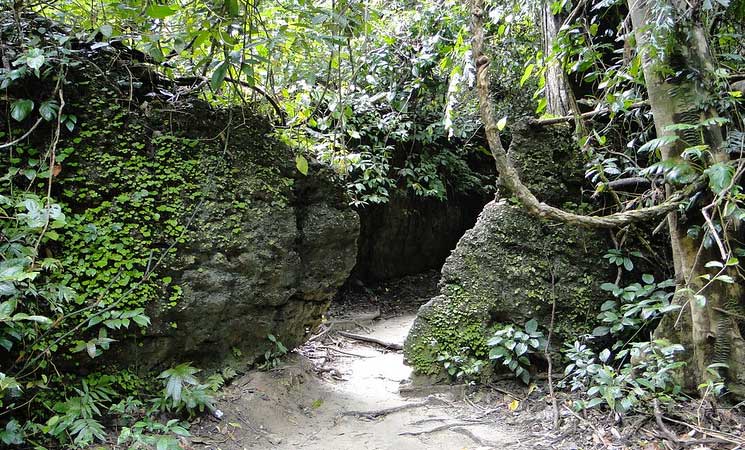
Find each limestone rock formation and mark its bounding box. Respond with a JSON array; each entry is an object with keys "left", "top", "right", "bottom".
[
  {"left": 403, "top": 123, "right": 612, "bottom": 377},
  {"left": 15, "top": 56, "right": 360, "bottom": 371},
  {"left": 403, "top": 200, "right": 611, "bottom": 376}
]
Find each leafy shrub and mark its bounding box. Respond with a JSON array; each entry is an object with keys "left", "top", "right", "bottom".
[
  {"left": 593, "top": 275, "right": 678, "bottom": 337},
  {"left": 487, "top": 319, "right": 545, "bottom": 384},
  {"left": 153, "top": 363, "right": 217, "bottom": 416},
  {"left": 561, "top": 339, "right": 685, "bottom": 413},
  {"left": 117, "top": 418, "right": 190, "bottom": 450}
]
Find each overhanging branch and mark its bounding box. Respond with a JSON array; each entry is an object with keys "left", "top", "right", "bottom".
[{"left": 470, "top": 0, "right": 695, "bottom": 229}]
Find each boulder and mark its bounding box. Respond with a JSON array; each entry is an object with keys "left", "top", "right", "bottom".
[
  {"left": 403, "top": 200, "right": 611, "bottom": 376},
  {"left": 403, "top": 123, "right": 613, "bottom": 377}
]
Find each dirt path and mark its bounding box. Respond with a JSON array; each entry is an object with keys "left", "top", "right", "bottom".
[{"left": 191, "top": 313, "right": 531, "bottom": 450}]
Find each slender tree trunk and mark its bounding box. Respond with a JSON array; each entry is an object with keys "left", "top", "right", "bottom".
[
  {"left": 628, "top": 0, "right": 745, "bottom": 394},
  {"left": 541, "top": 0, "right": 574, "bottom": 116}
]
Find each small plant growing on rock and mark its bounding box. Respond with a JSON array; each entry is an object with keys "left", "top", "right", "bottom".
[
  {"left": 259, "top": 334, "right": 288, "bottom": 370},
  {"left": 436, "top": 349, "right": 486, "bottom": 381},
  {"left": 487, "top": 319, "right": 545, "bottom": 384}
]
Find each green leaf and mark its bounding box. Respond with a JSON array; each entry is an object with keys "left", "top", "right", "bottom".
[
  {"left": 99, "top": 24, "right": 113, "bottom": 38},
  {"left": 225, "top": 0, "right": 240, "bottom": 16},
  {"left": 22, "top": 315, "right": 52, "bottom": 325},
  {"left": 600, "top": 300, "right": 616, "bottom": 312},
  {"left": 623, "top": 258, "right": 633, "bottom": 271},
  {"left": 599, "top": 348, "right": 611, "bottom": 362},
  {"left": 592, "top": 326, "right": 610, "bottom": 336},
  {"left": 714, "top": 275, "right": 734, "bottom": 284},
  {"left": 210, "top": 61, "right": 229, "bottom": 91},
  {"left": 296, "top": 155, "right": 309, "bottom": 176},
  {"left": 704, "top": 162, "right": 735, "bottom": 194},
  {"left": 637, "top": 135, "right": 679, "bottom": 154},
  {"left": 0, "top": 420, "right": 24, "bottom": 445},
  {"left": 10, "top": 99, "right": 34, "bottom": 122},
  {"left": 519, "top": 64, "right": 534, "bottom": 87},
  {"left": 664, "top": 123, "right": 698, "bottom": 132},
  {"left": 39, "top": 101, "right": 58, "bottom": 121},
  {"left": 146, "top": 5, "right": 177, "bottom": 19},
  {"left": 524, "top": 318, "right": 538, "bottom": 334},
  {"left": 642, "top": 274, "right": 654, "bottom": 284},
  {"left": 515, "top": 342, "right": 528, "bottom": 356},
  {"left": 694, "top": 294, "right": 707, "bottom": 308},
  {"left": 26, "top": 48, "right": 45, "bottom": 70}
]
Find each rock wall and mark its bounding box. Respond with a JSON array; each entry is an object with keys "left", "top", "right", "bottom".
[
  {"left": 352, "top": 193, "right": 486, "bottom": 281},
  {"left": 4, "top": 56, "right": 359, "bottom": 371}
]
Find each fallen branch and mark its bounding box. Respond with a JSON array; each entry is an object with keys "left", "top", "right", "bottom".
[
  {"left": 337, "top": 331, "right": 403, "bottom": 350},
  {"left": 342, "top": 397, "right": 440, "bottom": 420}
]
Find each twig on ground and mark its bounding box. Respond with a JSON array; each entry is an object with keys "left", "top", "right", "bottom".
[
  {"left": 336, "top": 331, "right": 403, "bottom": 350},
  {"left": 486, "top": 383, "right": 519, "bottom": 400},
  {"left": 653, "top": 399, "right": 680, "bottom": 444}
]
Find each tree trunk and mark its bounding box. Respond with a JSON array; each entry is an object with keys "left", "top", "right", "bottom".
[
  {"left": 541, "top": 0, "right": 574, "bottom": 116},
  {"left": 628, "top": 0, "right": 745, "bottom": 395}
]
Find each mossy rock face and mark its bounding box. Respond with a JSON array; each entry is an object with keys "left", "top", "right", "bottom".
[
  {"left": 353, "top": 192, "right": 487, "bottom": 281},
  {"left": 403, "top": 200, "right": 612, "bottom": 376},
  {"left": 505, "top": 122, "right": 586, "bottom": 206},
  {"left": 3, "top": 55, "right": 359, "bottom": 371}
]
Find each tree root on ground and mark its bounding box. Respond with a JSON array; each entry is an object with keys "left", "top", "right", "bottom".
[
  {"left": 336, "top": 331, "right": 403, "bottom": 350},
  {"left": 398, "top": 421, "right": 489, "bottom": 436},
  {"left": 342, "top": 397, "right": 443, "bottom": 420}
]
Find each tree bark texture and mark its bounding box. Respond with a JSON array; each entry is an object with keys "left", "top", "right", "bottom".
[{"left": 628, "top": 0, "right": 745, "bottom": 394}]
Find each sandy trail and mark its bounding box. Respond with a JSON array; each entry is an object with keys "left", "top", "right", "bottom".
[{"left": 191, "top": 313, "right": 530, "bottom": 450}]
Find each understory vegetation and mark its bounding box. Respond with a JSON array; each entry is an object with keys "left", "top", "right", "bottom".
[{"left": 1, "top": 0, "right": 745, "bottom": 447}]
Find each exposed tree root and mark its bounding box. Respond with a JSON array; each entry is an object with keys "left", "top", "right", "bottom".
[
  {"left": 317, "top": 345, "right": 374, "bottom": 359},
  {"left": 398, "top": 421, "right": 488, "bottom": 436},
  {"left": 451, "top": 426, "right": 501, "bottom": 448},
  {"left": 342, "top": 397, "right": 441, "bottom": 420},
  {"left": 336, "top": 331, "right": 403, "bottom": 350}
]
